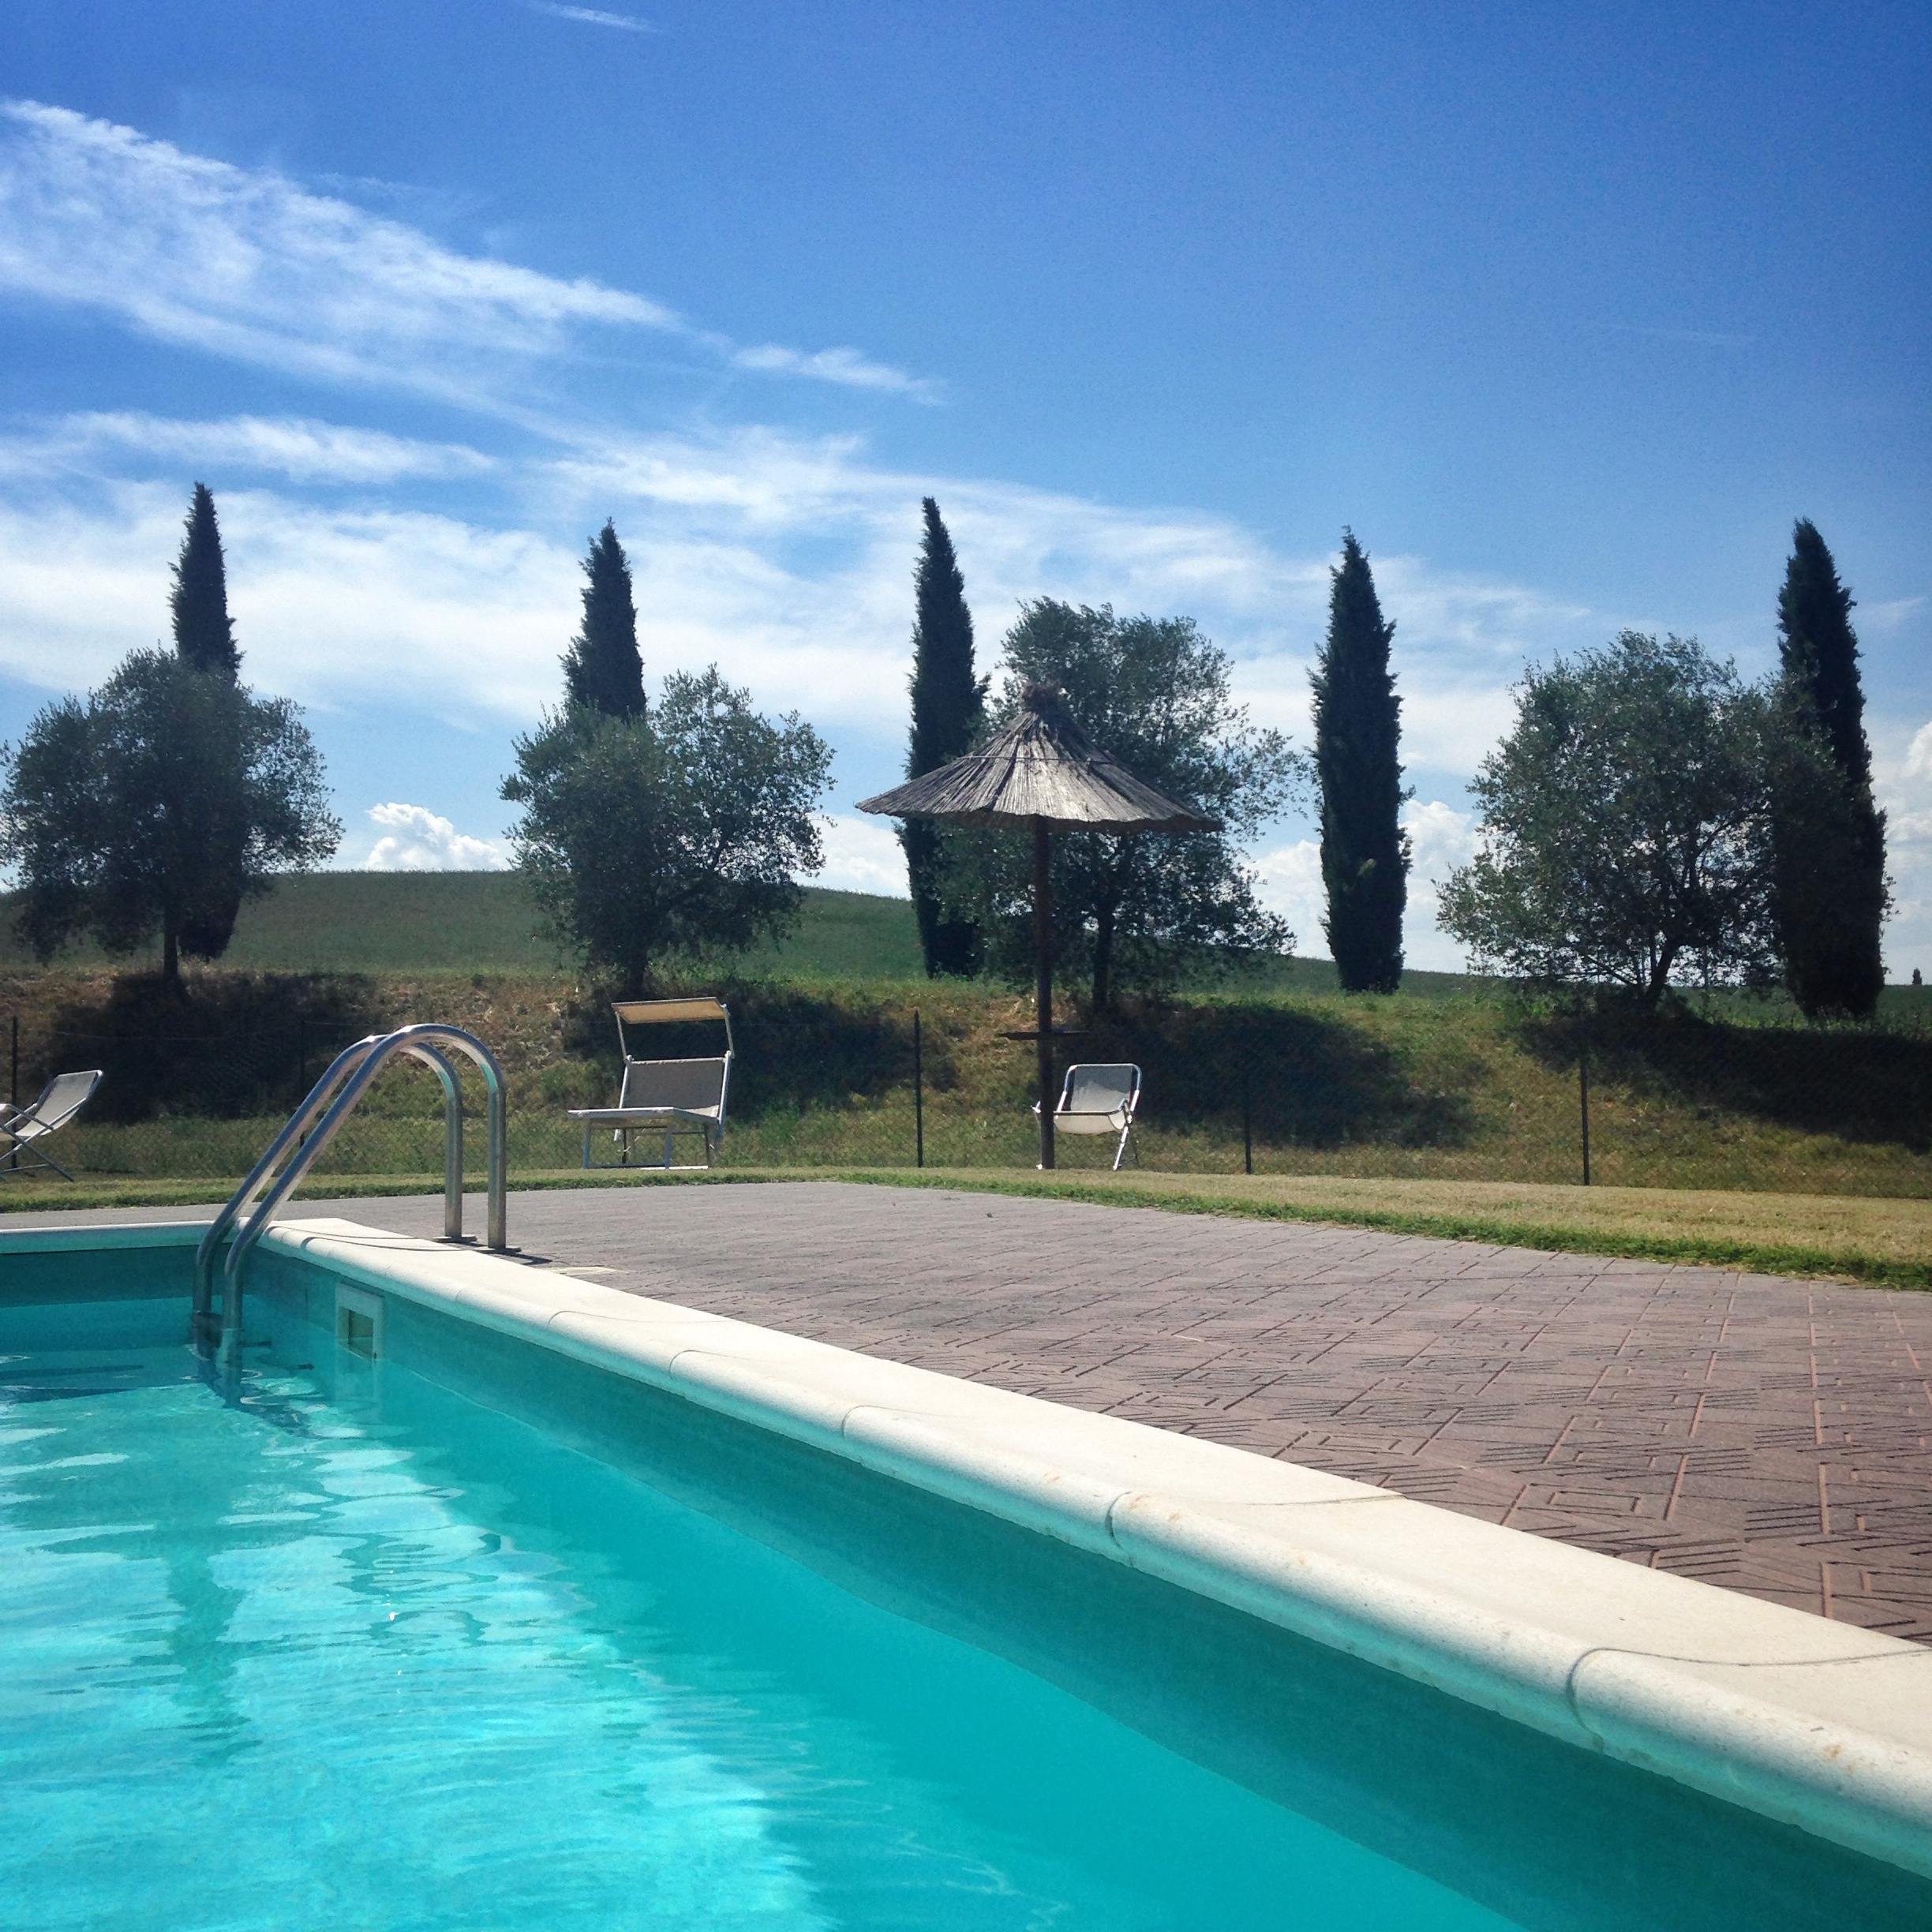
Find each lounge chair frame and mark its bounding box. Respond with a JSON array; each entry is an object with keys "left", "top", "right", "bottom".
[
  {"left": 1035, "top": 1061, "right": 1142, "bottom": 1170},
  {"left": 0, "top": 1069, "right": 103, "bottom": 1181},
  {"left": 567, "top": 998, "right": 733, "bottom": 1171}
]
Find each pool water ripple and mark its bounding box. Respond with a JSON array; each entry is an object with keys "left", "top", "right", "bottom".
[{"left": 1, "top": 1309, "right": 1515, "bottom": 1932}]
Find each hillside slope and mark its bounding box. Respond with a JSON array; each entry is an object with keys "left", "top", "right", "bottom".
[{"left": 0, "top": 874, "right": 927, "bottom": 978}]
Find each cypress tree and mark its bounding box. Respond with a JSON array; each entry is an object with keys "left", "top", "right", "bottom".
[
  {"left": 902, "top": 498, "right": 985, "bottom": 975},
  {"left": 1771, "top": 519, "right": 1886, "bottom": 1017},
  {"left": 562, "top": 521, "right": 646, "bottom": 717},
  {"left": 170, "top": 482, "right": 239, "bottom": 677},
  {"left": 1312, "top": 530, "right": 1409, "bottom": 992},
  {"left": 170, "top": 483, "right": 245, "bottom": 960}
]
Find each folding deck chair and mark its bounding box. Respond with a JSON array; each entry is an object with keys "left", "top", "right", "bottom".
[
  {"left": 0, "top": 1069, "right": 102, "bottom": 1181},
  {"left": 1035, "top": 1062, "right": 1142, "bottom": 1170},
  {"left": 567, "top": 998, "right": 732, "bottom": 1170}
]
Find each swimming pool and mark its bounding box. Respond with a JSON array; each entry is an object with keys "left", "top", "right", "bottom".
[{"left": 4, "top": 1220, "right": 1930, "bottom": 1930}]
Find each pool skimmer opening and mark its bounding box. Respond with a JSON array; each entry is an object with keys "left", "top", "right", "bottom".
[{"left": 335, "top": 1282, "right": 385, "bottom": 1359}]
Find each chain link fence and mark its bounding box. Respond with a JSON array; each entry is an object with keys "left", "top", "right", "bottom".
[
  {"left": 7, "top": 992, "right": 1931, "bottom": 1196},
  {"left": 4, "top": 1016, "right": 578, "bottom": 1181}
]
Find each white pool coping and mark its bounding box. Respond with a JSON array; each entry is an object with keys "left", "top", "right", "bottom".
[{"left": 11, "top": 1214, "right": 1932, "bottom": 1878}]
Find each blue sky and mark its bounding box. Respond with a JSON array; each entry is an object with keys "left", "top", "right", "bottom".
[{"left": 1, "top": 1, "right": 1926, "bottom": 971}]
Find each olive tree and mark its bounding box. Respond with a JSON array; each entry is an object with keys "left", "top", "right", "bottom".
[
  {"left": 978, "top": 601, "right": 1305, "bottom": 1012},
  {"left": 1437, "top": 632, "right": 1782, "bottom": 1003},
  {"left": 1, "top": 650, "right": 339, "bottom": 986},
  {"left": 503, "top": 668, "right": 833, "bottom": 994}
]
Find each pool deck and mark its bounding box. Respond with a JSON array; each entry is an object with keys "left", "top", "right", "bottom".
[{"left": 24, "top": 1179, "right": 1932, "bottom": 1642}]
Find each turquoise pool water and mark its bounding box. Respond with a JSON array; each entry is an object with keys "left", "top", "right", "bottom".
[{"left": 3, "top": 1273, "right": 1928, "bottom": 1931}]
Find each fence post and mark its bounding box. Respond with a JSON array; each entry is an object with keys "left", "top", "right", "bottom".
[
  {"left": 1578, "top": 1021, "right": 1592, "bottom": 1186},
  {"left": 7, "top": 1015, "right": 16, "bottom": 1171},
  {"left": 1242, "top": 1060, "right": 1253, "bottom": 1176},
  {"left": 913, "top": 1009, "right": 924, "bottom": 1170}
]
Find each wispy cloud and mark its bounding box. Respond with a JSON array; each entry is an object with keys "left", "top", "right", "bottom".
[
  {"left": 1860, "top": 595, "right": 1926, "bottom": 634},
  {"left": 0, "top": 419, "right": 1590, "bottom": 788},
  {"left": 0, "top": 412, "right": 494, "bottom": 484},
  {"left": 735, "top": 343, "right": 942, "bottom": 401},
  {"left": 1588, "top": 320, "right": 1757, "bottom": 351},
  {"left": 9, "top": 410, "right": 1930, "bottom": 964},
  {"left": 0, "top": 102, "right": 670, "bottom": 410},
  {"left": 0, "top": 480, "right": 578, "bottom": 717},
  {"left": 525, "top": 2, "right": 661, "bottom": 30},
  {"left": 0, "top": 100, "right": 928, "bottom": 411}
]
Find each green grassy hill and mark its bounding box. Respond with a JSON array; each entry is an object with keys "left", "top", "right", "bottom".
[
  {"left": 6, "top": 871, "right": 1927, "bottom": 1017},
  {"left": 8, "top": 871, "right": 1932, "bottom": 1215},
  {"left": 0, "top": 871, "right": 1467, "bottom": 991},
  {"left": 0, "top": 874, "right": 928, "bottom": 979}
]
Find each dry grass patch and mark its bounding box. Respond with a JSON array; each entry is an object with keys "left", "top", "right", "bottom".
[{"left": 817, "top": 1167, "right": 1932, "bottom": 1288}]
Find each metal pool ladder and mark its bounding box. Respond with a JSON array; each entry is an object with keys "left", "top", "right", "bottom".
[{"left": 193, "top": 1023, "right": 509, "bottom": 1369}]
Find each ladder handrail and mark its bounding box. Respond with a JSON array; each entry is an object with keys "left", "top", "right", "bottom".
[
  {"left": 193, "top": 1034, "right": 384, "bottom": 1327},
  {"left": 196, "top": 1024, "right": 508, "bottom": 1367}
]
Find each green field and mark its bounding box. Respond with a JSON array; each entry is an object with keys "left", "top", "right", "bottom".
[
  {"left": 0, "top": 871, "right": 1480, "bottom": 992},
  {"left": 9, "top": 867, "right": 1924, "bottom": 1013},
  {"left": 0, "top": 874, "right": 927, "bottom": 978},
  {"left": 2, "top": 871, "right": 1930, "bottom": 1279}
]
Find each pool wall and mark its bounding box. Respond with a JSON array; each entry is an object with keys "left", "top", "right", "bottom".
[{"left": 7, "top": 1212, "right": 1931, "bottom": 1884}]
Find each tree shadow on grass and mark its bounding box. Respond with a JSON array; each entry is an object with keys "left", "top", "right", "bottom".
[
  {"left": 557, "top": 983, "right": 1465, "bottom": 1146},
  {"left": 1084, "top": 1002, "right": 1477, "bottom": 1149},
  {"left": 1518, "top": 1005, "right": 1932, "bottom": 1155},
  {"left": 40, "top": 972, "right": 392, "bottom": 1123}
]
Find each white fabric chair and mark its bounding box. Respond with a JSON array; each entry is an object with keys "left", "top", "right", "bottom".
[
  {"left": 1035, "top": 1062, "right": 1141, "bottom": 1170},
  {"left": 0, "top": 1069, "right": 102, "bottom": 1181},
  {"left": 567, "top": 998, "right": 732, "bottom": 1170}
]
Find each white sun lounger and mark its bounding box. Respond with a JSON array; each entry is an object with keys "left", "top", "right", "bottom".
[
  {"left": 0, "top": 1069, "right": 103, "bottom": 1181},
  {"left": 1035, "top": 1062, "right": 1141, "bottom": 1170},
  {"left": 567, "top": 998, "right": 732, "bottom": 1170}
]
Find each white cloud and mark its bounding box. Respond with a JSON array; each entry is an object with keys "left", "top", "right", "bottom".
[
  {"left": 0, "top": 418, "right": 1313, "bottom": 739},
  {"left": 1402, "top": 797, "right": 1479, "bottom": 972},
  {"left": 0, "top": 100, "right": 925, "bottom": 410},
  {"left": 1252, "top": 799, "right": 1477, "bottom": 974},
  {"left": 0, "top": 102, "right": 669, "bottom": 410},
  {"left": 526, "top": 3, "right": 660, "bottom": 29},
  {"left": 361, "top": 803, "right": 508, "bottom": 871},
  {"left": 734, "top": 343, "right": 941, "bottom": 400},
  {"left": 814, "top": 814, "right": 909, "bottom": 897},
  {"left": 0, "top": 480, "right": 579, "bottom": 716},
  {"left": 1877, "top": 723, "right": 1932, "bottom": 975},
  {"left": 1251, "top": 839, "right": 1324, "bottom": 957},
  {"left": 1859, "top": 595, "right": 1926, "bottom": 635},
  {"left": 1405, "top": 796, "right": 1480, "bottom": 882},
  {"left": 0, "top": 421, "right": 1611, "bottom": 797},
  {"left": 0, "top": 412, "right": 494, "bottom": 485}
]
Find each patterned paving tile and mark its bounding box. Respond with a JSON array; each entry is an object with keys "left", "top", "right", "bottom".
[{"left": 38, "top": 1184, "right": 1932, "bottom": 1640}]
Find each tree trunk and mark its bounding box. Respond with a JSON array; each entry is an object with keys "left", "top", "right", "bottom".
[
  {"left": 1034, "top": 818, "right": 1054, "bottom": 1170},
  {"left": 1091, "top": 903, "right": 1116, "bottom": 1016},
  {"left": 1645, "top": 942, "right": 1679, "bottom": 1005}
]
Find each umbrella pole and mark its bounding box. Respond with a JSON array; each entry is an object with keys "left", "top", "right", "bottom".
[{"left": 1033, "top": 815, "right": 1055, "bottom": 1170}]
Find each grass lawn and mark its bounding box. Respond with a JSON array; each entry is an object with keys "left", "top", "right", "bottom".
[{"left": 8, "top": 969, "right": 1932, "bottom": 1199}]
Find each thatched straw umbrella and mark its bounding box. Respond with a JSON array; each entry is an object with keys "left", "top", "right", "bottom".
[{"left": 858, "top": 683, "right": 1218, "bottom": 1168}]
